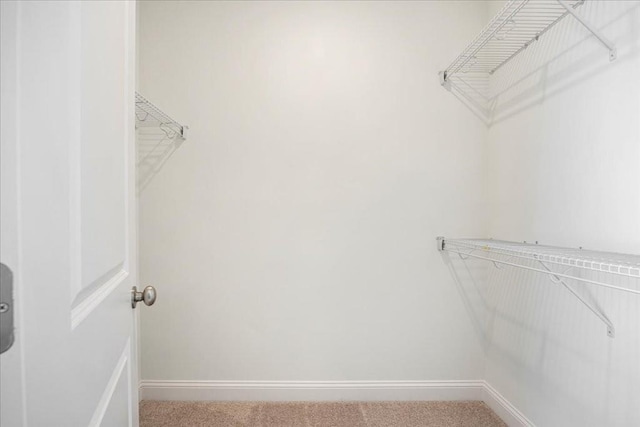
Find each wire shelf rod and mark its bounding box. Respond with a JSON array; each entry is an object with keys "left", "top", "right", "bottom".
[
  {"left": 444, "top": 239, "right": 640, "bottom": 278},
  {"left": 442, "top": 247, "right": 640, "bottom": 296}
]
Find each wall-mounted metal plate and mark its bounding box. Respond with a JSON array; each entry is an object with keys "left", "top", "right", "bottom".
[{"left": 0, "top": 263, "right": 14, "bottom": 354}]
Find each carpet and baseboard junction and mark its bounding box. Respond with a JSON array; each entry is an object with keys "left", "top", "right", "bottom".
[
  {"left": 140, "top": 400, "right": 506, "bottom": 427},
  {"left": 138, "top": 380, "right": 533, "bottom": 426}
]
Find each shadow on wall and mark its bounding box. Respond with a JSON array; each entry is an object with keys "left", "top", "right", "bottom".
[
  {"left": 448, "top": 1, "right": 640, "bottom": 126},
  {"left": 443, "top": 249, "right": 640, "bottom": 425},
  {"left": 137, "top": 127, "right": 185, "bottom": 193}
]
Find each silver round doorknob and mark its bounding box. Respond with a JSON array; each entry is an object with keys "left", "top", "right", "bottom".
[{"left": 131, "top": 286, "right": 157, "bottom": 308}]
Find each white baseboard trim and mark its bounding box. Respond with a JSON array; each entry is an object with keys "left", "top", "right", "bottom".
[
  {"left": 139, "top": 380, "right": 484, "bottom": 402},
  {"left": 482, "top": 382, "right": 534, "bottom": 427},
  {"left": 139, "top": 379, "right": 533, "bottom": 426}
]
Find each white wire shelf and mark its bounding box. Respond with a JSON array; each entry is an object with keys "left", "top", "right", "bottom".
[
  {"left": 135, "top": 92, "right": 187, "bottom": 193},
  {"left": 437, "top": 237, "right": 640, "bottom": 337},
  {"left": 439, "top": 0, "right": 617, "bottom": 121},
  {"left": 135, "top": 92, "right": 187, "bottom": 140}
]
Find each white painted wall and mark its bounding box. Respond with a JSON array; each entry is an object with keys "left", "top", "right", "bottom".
[
  {"left": 137, "top": 1, "right": 489, "bottom": 387},
  {"left": 487, "top": 1, "right": 507, "bottom": 19},
  {"left": 480, "top": 1, "right": 640, "bottom": 425},
  {"left": 138, "top": 1, "right": 640, "bottom": 422}
]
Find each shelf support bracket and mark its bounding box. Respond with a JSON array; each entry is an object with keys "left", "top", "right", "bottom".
[
  {"left": 438, "top": 72, "right": 451, "bottom": 91},
  {"left": 538, "top": 260, "right": 615, "bottom": 338},
  {"left": 557, "top": 0, "right": 617, "bottom": 61}
]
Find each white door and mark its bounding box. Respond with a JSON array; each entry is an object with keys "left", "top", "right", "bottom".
[{"left": 0, "top": 1, "right": 143, "bottom": 426}]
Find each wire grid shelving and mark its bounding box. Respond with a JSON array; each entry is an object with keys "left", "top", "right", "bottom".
[
  {"left": 135, "top": 92, "right": 186, "bottom": 140},
  {"left": 439, "top": 0, "right": 616, "bottom": 121},
  {"left": 135, "top": 92, "right": 187, "bottom": 192},
  {"left": 437, "top": 237, "right": 640, "bottom": 337}
]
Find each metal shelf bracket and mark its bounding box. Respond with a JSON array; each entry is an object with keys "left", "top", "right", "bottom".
[
  {"left": 537, "top": 259, "right": 615, "bottom": 338},
  {"left": 438, "top": 72, "right": 451, "bottom": 91},
  {"left": 557, "top": 0, "right": 617, "bottom": 61}
]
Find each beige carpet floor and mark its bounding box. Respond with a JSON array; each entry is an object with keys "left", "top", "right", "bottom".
[{"left": 139, "top": 400, "right": 507, "bottom": 427}]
